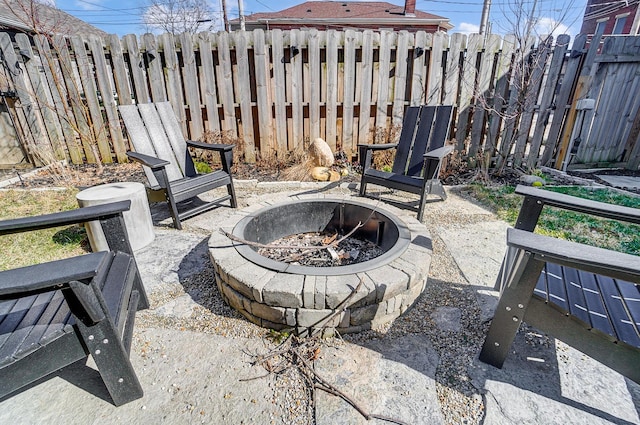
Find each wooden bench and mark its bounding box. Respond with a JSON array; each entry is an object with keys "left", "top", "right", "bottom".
[
  {"left": 479, "top": 185, "right": 640, "bottom": 384},
  {"left": 0, "top": 201, "right": 149, "bottom": 405}
]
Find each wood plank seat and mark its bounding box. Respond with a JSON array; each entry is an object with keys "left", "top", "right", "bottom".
[
  {"left": 359, "top": 105, "right": 454, "bottom": 221},
  {"left": 535, "top": 263, "right": 640, "bottom": 349},
  {"left": 119, "top": 102, "right": 237, "bottom": 230},
  {"left": 0, "top": 201, "right": 149, "bottom": 406},
  {"left": 479, "top": 185, "right": 640, "bottom": 384}
]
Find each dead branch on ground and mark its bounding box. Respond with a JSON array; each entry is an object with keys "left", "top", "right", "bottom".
[{"left": 241, "top": 280, "right": 408, "bottom": 425}]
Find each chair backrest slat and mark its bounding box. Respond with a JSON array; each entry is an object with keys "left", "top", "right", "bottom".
[
  {"left": 428, "top": 105, "right": 453, "bottom": 151},
  {"left": 136, "top": 104, "right": 184, "bottom": 182},
  {"left": 155, "top": 102, "right": 191, "bottom": 176},
  {"left": 119, "top": 104, "right": 161, "bottom": 187},
  {"left": 406, "top": 106, "right": 436, "bottom": 177},
  {"left": 120, "top": 103, "right": 185, "bottom": 184},
  {"left": 391, "top": 106, "right": 421, "bottom": 175}
]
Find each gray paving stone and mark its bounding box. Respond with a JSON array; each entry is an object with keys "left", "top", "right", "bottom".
[
  {"left": 315, "top": 334, "right": 442, "bottom": 425},
  {"left": 262, "top": 273, "right": 304, "bottom": 308}
]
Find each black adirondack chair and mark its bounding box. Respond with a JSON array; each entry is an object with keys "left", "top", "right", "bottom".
[
  {"left": 358, "top": 105, "right": 454, "bottom": 221},
  {"left": 479, "top": 185, "right": 640, "bottom": 384},
  {"left": 0, "top": 201, "right": 149, "bottom": 405},
  {"left": 119, "top": 102, "right": 237, "bottom": 230}
]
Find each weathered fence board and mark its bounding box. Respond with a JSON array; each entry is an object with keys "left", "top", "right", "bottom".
[
  {"left": 3, "top": 29, "right": 639, "bottom": 172},
  {"left": 573, "top": 35, "right": 640, "bottom": 168},
  {"left": 197, "top": 32, "right": 221, "bottom": 134}
]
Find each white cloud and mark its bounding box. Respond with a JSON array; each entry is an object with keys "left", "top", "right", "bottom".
[
  {"left": 456, "top": 22, "right": 479, "bottom": 35},
  {"left": 74, "top": 0, "right": 101, "bottom": 11},
  {"left": 536, "top": 17, "right": 572, "bottom": 38}
]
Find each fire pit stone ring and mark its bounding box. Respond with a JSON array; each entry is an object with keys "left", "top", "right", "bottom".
[{"left": 208, "top": 193, "right": 432, "bottom": 336}]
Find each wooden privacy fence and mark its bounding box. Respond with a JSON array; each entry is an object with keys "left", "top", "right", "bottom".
[
  {"left": 563, "top": 36, "right": 640, "bottom": 170},
  {"left": 1, "top": 28, "right": 635, "bottom": 170}
]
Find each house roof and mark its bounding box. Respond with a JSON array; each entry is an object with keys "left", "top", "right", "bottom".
[
  {"left": 0, "top": 1, "right": 107, "bottom": 37},
  {"left": 242, "top": 1, "right": 452, "bottom": 29}
]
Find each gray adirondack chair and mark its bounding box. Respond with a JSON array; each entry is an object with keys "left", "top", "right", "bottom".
[
  {"left": 479, "top": 185, "right": 640, "bottom": 384},
  {"left": 358, "top": 105, "right": 454, "bottom": 221},
  {"left": 0, "top": 201, "right": 149, "bottom": 405},
  {"left": 119, "top": 102, "right": 237, "bottom": 230}
]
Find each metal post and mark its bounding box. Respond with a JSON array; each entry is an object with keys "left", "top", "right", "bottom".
[
  {"left": 238, "top": 0, "right": 245, "bottom": 31},
  {"left": 479, "top": 0, "right": 491, "bottom": 35},
  {"left": 221, "top": 0, "right": 229, "bottom": 32}
]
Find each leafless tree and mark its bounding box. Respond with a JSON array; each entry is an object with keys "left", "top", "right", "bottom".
[
  {"left": 0, "top": 0, "right": 108, "bottom": 175},
  {"left": 141, "top": 0, "right": 219, "bottom": 34},
  {"left": 465, "top": 0, "right": 581, "bottom": 177}
]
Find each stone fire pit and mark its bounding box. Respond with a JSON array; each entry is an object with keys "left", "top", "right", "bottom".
[{"left": 208, "top": 194, "right": 432, "bottom": 335}]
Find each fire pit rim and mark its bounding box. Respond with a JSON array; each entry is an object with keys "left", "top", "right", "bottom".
[{"left": 232, "top": 198, "right": 411, "bottom": 276}]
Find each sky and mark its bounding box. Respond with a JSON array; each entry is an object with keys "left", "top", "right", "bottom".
[{"left": 53, "top": 0, "right": 588, "bottom": 38}]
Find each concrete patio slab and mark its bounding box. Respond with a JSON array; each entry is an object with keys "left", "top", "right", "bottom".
[{"left": 596, "top": 175, "right": 640, "bottom": 191}]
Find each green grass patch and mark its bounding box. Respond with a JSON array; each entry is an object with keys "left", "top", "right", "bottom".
[
  {"left": 0, "top": 189, "right": 87, "bottom": 270},
  {"left": 467, "top": 184, "right": 640, "bottom": 255}
]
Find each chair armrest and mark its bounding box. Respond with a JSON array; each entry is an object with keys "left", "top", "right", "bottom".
[
  {"left": 0, "top": 252, "right": 110, "bottom": 297},
  {"left": 127, "top": 151, "right": 170, "bottom": 170},
  {"left": 424, "top": 145, "right": 454, "bottom": 159},
  {"left": 186, "top": 140, "right": 234, "bottom": 152},
  {"left": 357, "top": 143, "right": 398, "bottom": 151},
  {"left": 515, "top": 185, "right": 640, "bottom": 225},
  {"left": 507, "top": 228, "right": 640, "bottom": 282},
  {"left": 0, "top": 201, "right": 131, "bottom": 236}
]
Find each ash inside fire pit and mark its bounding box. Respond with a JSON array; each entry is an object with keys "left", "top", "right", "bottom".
[{"left": 258, "top": 231, "right": 384, "bottom": 267}]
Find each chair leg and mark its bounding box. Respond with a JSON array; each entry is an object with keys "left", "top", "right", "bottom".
[
  {"left": 427, "top": 179, "right": 447, "bottom": 201},
  {"left": 164, "top": 190, "right": 182, "bottom": 230},
  {"left": 76, "top": 319, "right": 143, "bottom": 406},
  {"left": 417, "top": 191, "right": 427, "bottom": 222},
  {"left": 227, "top": 181, "right": 238, "bottom": 208},
  {"left": 359, "top": 179, "right": 367, "bottom": 196},
  {"left": 479, "top": 248, "right": 544, "bottom": 368}
]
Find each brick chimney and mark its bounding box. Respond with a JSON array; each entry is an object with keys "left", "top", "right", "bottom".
[{"left": 404, "top": 0, "right": 416, "bottom": 16}]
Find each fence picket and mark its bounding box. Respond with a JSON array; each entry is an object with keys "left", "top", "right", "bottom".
[
  {"left": 159, "top": 33, "right": 186, "bottom": 134},
  {"left": 392, "top": 31, "right": 410, "bottom": 128},
  {"left": 342, "top": 30, "right": 356, "bottom": 154},
  {"left": 358, "top": 31, "right": 374, "bottom": 145},
  {"left": 141, "top": 33, "right": 166, "bottom": 103},
  {"left": 308, "top": 29, "right": 321, "bottom": 141},
  {"left": 123, "top": 34, "right": 149, "bottom": 104},
  {"left": 376, "top": 31, "right": 393, "bottom": 132},
  {"left": 233, "top": 31, "right": 257, "bottom": 161},
  {"left": 270, "top": 29, "right": 287, "bottom": 156},
  {"left": 456, "top": 33, "right": 481, "bottom": 150},
  {"left": 197, "top": 32, "right": 221, "bottom": 134},
  {"left": 410, "top": 31, "right": 428, "bottom": 106},
  {"left": 253, "top": 30, "right": 273, "bottom": 156},
  {"left": 443, "top": 33, "right": 464, "bottom": 106},
  {"left": 215, "top": 32, "right": 238, "bottom": 138},
  {"left": 179, "top": 33, "right": 204, "bottom": 140},
  {"left": 289, "top": 29, "right": 304, "bottom": 151},
  {"left": 426, "top": 31, "right": 445, "bottom": 106}
]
